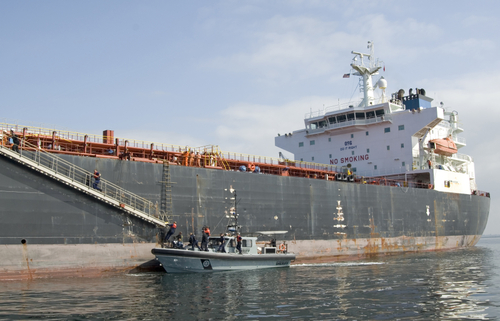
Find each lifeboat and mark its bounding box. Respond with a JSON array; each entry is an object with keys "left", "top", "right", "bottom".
[{"left": 429, "top": 137, "right": 457, "bottom": 156}]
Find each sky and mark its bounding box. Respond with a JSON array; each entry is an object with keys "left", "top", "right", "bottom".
[{"left": 1, "top": 0, "right": 499, "bottom": 234}]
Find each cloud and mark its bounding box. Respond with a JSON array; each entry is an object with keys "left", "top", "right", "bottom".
[
  {"left": 214, "top": 96, "right": 336, "bottom": 156},
  {"left": 433, "top": 38, "right": 496, "bottom": 57},
  {"left": 204, "top": 12, "right": 449, "bottom": 88}
]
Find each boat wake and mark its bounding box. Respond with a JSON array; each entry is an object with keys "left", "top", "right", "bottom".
[{"left": 292, "top": 262, "right": 385, "bottom": 268}]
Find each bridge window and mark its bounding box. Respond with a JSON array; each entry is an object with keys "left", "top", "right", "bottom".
[
  {"left": 328, "top": 117, "right": 336, "bottom": 124},
  {"left": 337, "top": 115, "right": 347, "bottom": 123},
  {"left": 319, "top": 120, "right": 327, "bottom": 128},
  {"left": 311, "top": 123, "right": 318, "bottom": 129},
  {"left": 356, "top": 112, "right": 365, "bottom": 120},
  {"left": 347, "top": 113, "right": 355, "bottom": 121},
  {"left": 376, "top": 109, "right": 385, "bottom": 116},
  {"left": 366, "top": 111, "right": 375, "bottom": 119}
]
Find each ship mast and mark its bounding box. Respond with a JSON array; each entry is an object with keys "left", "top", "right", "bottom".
[
  {"left": 225, "top": 188, "right": 239, "bottom": 235},
  {"left": 351, "top": 41, "right": 382, "bottom": 108}
]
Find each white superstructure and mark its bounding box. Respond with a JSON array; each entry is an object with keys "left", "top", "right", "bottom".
[{"left": 276, "top": 42, "right": 475, "bottom": 195}]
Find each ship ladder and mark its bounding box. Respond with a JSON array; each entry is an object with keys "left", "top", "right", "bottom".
[
  {"left": 0, "top": 138, "right": 165, "bottom": 227},
  {"left": 216, "top": 150, "right": 230, "bottom": 170}
]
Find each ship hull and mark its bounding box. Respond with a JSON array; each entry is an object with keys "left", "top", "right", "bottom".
[{"left": 0, "top": 154, "right": 490, "bottom": 279}]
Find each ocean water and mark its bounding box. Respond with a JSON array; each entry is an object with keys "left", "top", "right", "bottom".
[{"left": 1, "top": 237, "right": 500, "bottom": 321}]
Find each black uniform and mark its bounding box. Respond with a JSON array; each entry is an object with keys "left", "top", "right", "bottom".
[
  {"left": 11, "top": 132, "right": 19, "bottom": 153},
  {"left": 189, "top": 234, "right": 201, "bottom": 251}
]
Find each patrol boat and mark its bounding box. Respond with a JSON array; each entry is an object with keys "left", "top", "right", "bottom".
[
  {"left": 152, "top": 190, "right": 296, "bottom": 273},
  {"left": 151, "top": 232, "right": 295, "bottom": 273}
]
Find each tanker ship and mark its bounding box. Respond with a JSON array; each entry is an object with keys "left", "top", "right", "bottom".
[{"left": 0, "top": 43, "right": 490, "bottom": 280}]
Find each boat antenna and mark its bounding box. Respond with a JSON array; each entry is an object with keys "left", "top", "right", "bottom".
[
  {"left": 225, "top": 188, "right": 240, "bottom": 235},
  {"left": 233, "top": 190, "right": 238, "bottom": 235}
]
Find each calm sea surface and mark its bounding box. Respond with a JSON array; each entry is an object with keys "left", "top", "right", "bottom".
[{"left": 2, "top": 236, "right": 500, "bottom": 321}]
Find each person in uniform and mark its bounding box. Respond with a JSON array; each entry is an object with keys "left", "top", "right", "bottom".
[
  {"left": 174, "top": 232, "right": 183, "bottom": 248},
  {"left": 93, "top": 170, "right": 102, "bottom": 191},
  {"left": 217, "top": 233, "right": 226, "bottom": 253},
  {"left": 10, "top": 129, "right": 19, "bottom": 153},
  {"left": 201, "top": 227, "right": 209, "bottom": 251},
  {"left": 164, "top": 221, "right": 177, "bottom": 243},
  {"left": 236, "top": 233, "right": 242, "bottom": 254},
  {"left": 188, "top": 232, "right": 201, "bottom": 251}
]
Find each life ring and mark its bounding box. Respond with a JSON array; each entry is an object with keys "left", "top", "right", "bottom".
[
  {"left": 279, "top": 243, "right": 286, "bottom": 251},
  {"left": 248, "top": 163, "right": 256, "bottom": 171},
  {"left": 428, "top": 184, "right": 433, "bottom": 189}
]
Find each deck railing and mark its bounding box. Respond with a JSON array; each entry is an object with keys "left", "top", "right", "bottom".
[{"left": 0, "top": 132, "right": 164, "bottom": 224}]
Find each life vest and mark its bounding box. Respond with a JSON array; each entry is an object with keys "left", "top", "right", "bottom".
[
  {"left": 237, "top": 235, "right": 242, "bottom": 242},
  {"left": 172, "top": 223, "right": 177, "bottom": 229},
  {"left": 206, "top": 228, "right": 211, "bottom": 236}
]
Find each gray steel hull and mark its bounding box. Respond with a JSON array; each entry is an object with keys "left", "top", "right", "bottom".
[
  {"left": 151, "top": 248, "right": 295, "bottom": 273},
  {"left": 0, "top": 154, "right": 490, "bottom": 279}
]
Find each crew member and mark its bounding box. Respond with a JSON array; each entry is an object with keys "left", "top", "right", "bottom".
[
  {"left": 195, "top": 152, "right": 201, "bottom": 167},
  {"left": 188, "top": 232, "right": 201, "bottom": 251},
  {"left": 174, "top": 232, "right": 183, "bottom": 248},
  {"left": 164, "top": 221, "right": 177, "bottom": 243},
  {"left": 217, "top": 233, "right": 226, "bottom": 253},
  {"left": 10, "top": 129, "right": 19, "bottom": 153},
  {"left": 93, "top": 170, "right": 102, "bottom": 191},
  {"left": 236, "top": 233, "right": 242, "bottom": 254},
  {"left": 201, "top": 227, "right": 209, "bottom": 251}
]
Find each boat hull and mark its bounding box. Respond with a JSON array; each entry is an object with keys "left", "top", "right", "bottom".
[
  {"left": 151, "top": 248, "right": 295, "bottom": 273},
  {"left": 0, "top": 154, "right": 490, "bottom": 279}
]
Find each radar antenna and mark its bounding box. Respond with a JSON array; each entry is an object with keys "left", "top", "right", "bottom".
[{"left": 351, "top": 41, "right": 383, "bottom": 107}]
